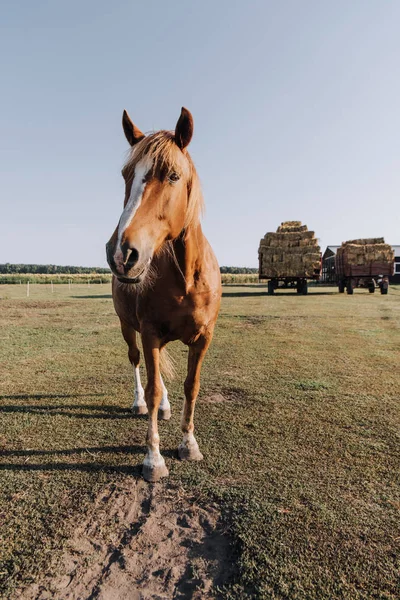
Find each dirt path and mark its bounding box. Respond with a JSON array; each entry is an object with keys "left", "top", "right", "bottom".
[{"left": 18, "top": 480, "right": 232, "bottom": 600}]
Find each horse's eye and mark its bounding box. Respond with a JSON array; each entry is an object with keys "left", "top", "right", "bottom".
[{"left": 168, "top": 172, "right": 180, "bottom": 183}]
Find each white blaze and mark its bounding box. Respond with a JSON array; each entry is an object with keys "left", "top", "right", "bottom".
[{"left": 114, "top": 156, "right": 153, "bottom": 267}]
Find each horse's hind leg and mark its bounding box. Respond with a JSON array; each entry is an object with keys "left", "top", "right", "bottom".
[
  {"left": 158, "top": 375, "right": 171, "bottom": 420},
  {"left": 120, "top": 321, "right": 147, "bottom": 415},
  {"left": 178, "top": 334, "right": 211, "bottom": 461}
]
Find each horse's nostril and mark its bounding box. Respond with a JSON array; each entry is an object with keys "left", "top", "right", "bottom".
[{"left": 125, "top": 247, "right": 139, "bottom": 270}]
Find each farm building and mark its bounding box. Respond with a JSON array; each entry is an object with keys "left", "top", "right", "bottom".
[
  {"left": 322, "top": 244, "right": 400, "bottom": 284},
  {"left": 321, "top": 246, "right": 339, "bottom": 283},
  {"left": 392, "top": 245, "right": 400, "bottom": 283}
]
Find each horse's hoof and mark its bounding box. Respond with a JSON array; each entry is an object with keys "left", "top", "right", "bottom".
[
  {"left": 131, "top": 404, "right": 148, "bottom": 415},
  {"left": 178, "top": 443, "right": 204, "bottom": 461},
  {"left": 142, "top": 462, "right": 169, "bottom": 482},
  {"left": 158, "top": 408, "right": 171, "bottom": 420}
]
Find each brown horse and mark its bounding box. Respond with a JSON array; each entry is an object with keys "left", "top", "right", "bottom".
[{"left": 106, "top": 108, "right": 221, "bottom": 482}]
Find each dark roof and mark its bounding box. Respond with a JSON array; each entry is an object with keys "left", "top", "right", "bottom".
[{"left": 322, "top": 246, "right": 340, "bottom": 260}]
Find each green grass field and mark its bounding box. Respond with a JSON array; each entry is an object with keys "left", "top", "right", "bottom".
[{"left": 0, "top": 283, "right": 399, "bottom": 599}]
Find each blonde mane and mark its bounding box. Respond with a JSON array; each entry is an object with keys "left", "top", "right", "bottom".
[{"left": 123, "top": 131, "right": 204, "bottom": 229}]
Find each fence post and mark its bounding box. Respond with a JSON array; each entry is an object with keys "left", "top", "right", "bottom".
[
  {"left": 27, "top": 281, "right": 30, "bottom": 297},
  {"left": 51, "top": 280, "right": 54, "bottom": 293}
]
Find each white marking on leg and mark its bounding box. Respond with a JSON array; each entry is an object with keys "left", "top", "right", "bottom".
[
  {"left": 143, "top": 433, "right": 166, "bottom": 469},
  {"left": 114, "top": 156, "right": 153, "bottom": 271},
  {"left": 132, "top": 366, "right": 146, "bottom": 410},
  {"left": 142, "top": 386, "right": 169, "bottom": 480},
  {"left": 143, "top": 447, "right": 166, "bottom": 469},
  {"left": 178, "top": 430, "right": 203, "bottom": 460},
  {"left": 159, "top": 375, "right": 171, "bottom": 412},
  {"left": 181, "top": 432, "right": 197, "bottom": 449}
]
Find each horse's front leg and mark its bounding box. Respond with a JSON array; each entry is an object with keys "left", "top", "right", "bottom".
[
  {"left": 178, "top": 334, "right": 211, "bottom": 461},
  {"left": 120, "top": 321, "right": 147, "bottom": 415},
  {"left": 141, "top": 333, "right": 169, "bottom": 482}
]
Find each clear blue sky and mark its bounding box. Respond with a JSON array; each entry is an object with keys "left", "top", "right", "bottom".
[{"left": 1, "top": 1, "right": 399, "bottom": 268}]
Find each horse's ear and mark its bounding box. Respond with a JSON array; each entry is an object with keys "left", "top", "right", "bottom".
[
  {"left": 122, "top": 110, "right": 145, "bottom": 146},
  {"left": 175, "top": 107, "right": 194, "bottom": 150}
]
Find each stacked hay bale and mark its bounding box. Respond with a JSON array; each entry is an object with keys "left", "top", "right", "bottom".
[
  {"left": 258, "top": 221, "right": 321, "bottom": 278},
  {"left": 336, "top": 238, "right": 394, "bottom": 266}
]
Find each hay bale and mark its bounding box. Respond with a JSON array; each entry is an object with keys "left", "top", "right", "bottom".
[
  {"left": 281, "top": 221, "right": 302, "bottom": 228},
  {"left": 267, "top": 231, "right": 315, "bottom": 248},
  {"left": 337, "top": 239, "right": 394, "bottom": 267},
  {"left": 258, "top": 221, "right": 321, "bottom": 277},
  {"left": 277, "top": 221, "right": 308, "bottom": 233},
  {"left": 345, "top": 237, "right": 385, "bottom": 246}
]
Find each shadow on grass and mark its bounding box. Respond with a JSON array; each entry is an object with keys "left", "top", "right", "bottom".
[
  {"left": 0, "top": 404, "right": 140, "bottom": 419},
  {"left": 0, "top": 462, "right": 143, "bottom": 475},
  {"left": 271, "top": 291, "right": 337, "bottom": 296},
  {"left": 223, "top": 290, "right": 337, "bottom": 297},
  {"left": 0, "top": 393, "right": 106, "bottom": 400},
  {"left": 0, "top": 444, "right": 178, "bottom": 472},
  {"left": 72, "top": 295, "right": 112, "bottom": 299},
  {"left": 0, "top": 444, "right": 146, "bottom": 457},
  {"left": 222, "top": 291, "right": 267, "bottom": 297}
]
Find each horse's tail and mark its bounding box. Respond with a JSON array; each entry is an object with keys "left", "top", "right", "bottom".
[{"left": 160, "top": 346, "right": 176, "bottom": 381}]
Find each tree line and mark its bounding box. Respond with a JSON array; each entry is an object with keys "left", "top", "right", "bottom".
[
  {"left": 220, "top": 266, "right": 258, "bottom": 274},
  {"left": 0, "top": 263, "right": 258, "bottom": 275},
  {"left": 0, "top": 264, "right": 111, "bottom": 274}
]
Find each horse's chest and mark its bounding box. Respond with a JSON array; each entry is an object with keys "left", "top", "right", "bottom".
[{"left": 137, "top": 294, "right": 212, "bottom": 342}]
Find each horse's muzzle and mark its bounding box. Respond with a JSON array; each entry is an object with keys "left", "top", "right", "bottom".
[{"left": 106, "top": 241, "right": 144, "bottom": 283}]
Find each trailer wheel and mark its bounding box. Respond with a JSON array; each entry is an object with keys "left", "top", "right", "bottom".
[
  {"left": 302, "top": 280, "right": 308, "bottom": 295},
  {"left": 338, "top": 281, "right": 345, "bottom": 293},
  {"left": 368, "top": 283, "right": 375, "bottom": 293},
  {"left": 296, "top": 281, "right": 302, "bottom": 294},
  {"left": 346, "top": 281, "right": 354, "bottom": 295},
  {"left": 381, "top": 283, "right": 388, "bottom": 295},
  {"left": 267, "top": 280, "right": 275, "bottom": 295}
]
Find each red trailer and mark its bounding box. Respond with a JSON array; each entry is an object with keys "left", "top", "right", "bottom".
[
  {"left": 258, "top": 261, "right": 321, "bottom": 295},
  {"left": 335, "top": 255, "right": 393, "bottom": 295},
  {"left": 258, "top": 221, "right": 322, "bottom": 294}
]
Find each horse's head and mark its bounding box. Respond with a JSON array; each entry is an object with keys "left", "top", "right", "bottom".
[{"left": 106, "top": 107, "right": 202, "bottom": 284}]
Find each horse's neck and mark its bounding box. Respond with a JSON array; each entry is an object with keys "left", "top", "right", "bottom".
[{"left": 170, "top": 220, "right": 205, "bottom": 292}]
